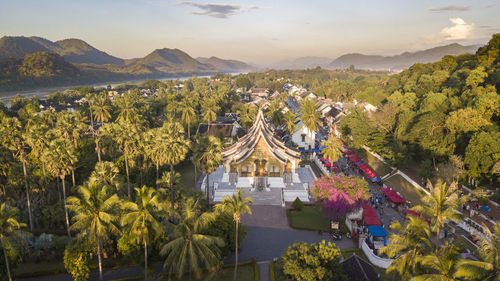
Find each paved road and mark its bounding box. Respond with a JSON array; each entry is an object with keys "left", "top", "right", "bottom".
[{"left": 225, "top": 225, "right": 356, "bottom": 263}]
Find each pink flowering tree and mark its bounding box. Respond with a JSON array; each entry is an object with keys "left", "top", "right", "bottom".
[{"left": 310, "top": 175, "right": 370, "bottom": 220}]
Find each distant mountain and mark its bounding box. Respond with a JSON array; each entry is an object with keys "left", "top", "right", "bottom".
[
  {"left": 270, "top": 56, "right": 332, "bottom": 70},
  {"left": 126, "top": 48, "right": 214, "bottom": 73},
  {"left": 327, "top": 43, "right": 479, "bottom": 71},
  {"left": 197, "top": 56, "right": 254, "bottom": 72},
  {"left": 0, "top": 36, "right": 124, "bottom": 65}
]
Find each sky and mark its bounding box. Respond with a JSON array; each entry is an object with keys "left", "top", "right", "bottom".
[{"left": 1, "top": 0, "right": 499, "bottom": 64}]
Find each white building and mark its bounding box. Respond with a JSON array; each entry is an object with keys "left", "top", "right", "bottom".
[{"left": 291, "top": 120, "right": 316, "bottom": 149}]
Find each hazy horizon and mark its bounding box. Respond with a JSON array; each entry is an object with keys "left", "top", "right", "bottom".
[{"left": 1, "top": 0, "right": 499, "bottom": 64}]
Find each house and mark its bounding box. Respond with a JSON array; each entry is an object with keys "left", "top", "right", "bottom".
[
  {"left": 269, "top": 91, "right": 281, "bottom": 100},
  {"left": 297, "top": 91, "right": 317, "bottom": 101},
  {"left": 249, "top": 88, "right": 269, "bottom": 98},
  {"left": 342, "top": 254, "right": 380, "bottom": 281},
  {"left": 291, "top": 120, "right": 316, "bottom": 149},
  {"left": 196, "top": 114, "right": 243, "bottom": 141}
]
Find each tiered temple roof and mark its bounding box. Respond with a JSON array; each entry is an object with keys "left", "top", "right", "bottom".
[{"left": 222, "top": 110, "right": 301, "bottom": 164}]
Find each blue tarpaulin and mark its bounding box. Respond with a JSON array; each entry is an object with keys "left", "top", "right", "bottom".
[
  {"left": 367, "top": 225, "right": 388, "bottom": 237},
  {"left": 481, "top": 205, "right": 491, "bottom": 211},
  {"left": 370, "top": 177, "right": 382, "bottom": 182}
]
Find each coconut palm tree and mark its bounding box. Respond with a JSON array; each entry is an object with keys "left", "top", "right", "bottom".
[
  {"left": 237, "top": 103, "right": 258, "bottom": 129},
  {"left": 46, "top": 137, "right": 77, "bottom": 238},
  {"left": 160, "top": 198, "right": 224, "bottom": 279},
  {"left": 93, "top": 94, "right": 112, "bottom": 124},
  {"left": 100, "top": 121, "right": 140, "bottom": 198},
  {"left": 381, "top": 216, "right": 434, "bottom": 279},
  {"left": 192, "top": 136, "right": 223, "bottom": 203},
  {"left": 412, "top": 181, "right": 467, "bottom": 246},
  {"left": 284, "top": 110, "right": 298, "bottom": 135},
  {"left": 411, "top": 244, "right": 461, "bottom": 281},
  {"left": 0, "top": 117, "right": 34, "bottom": 232},
  {"left": 88, "top": 161, "right": 123, "bottom": 194},
  {"left": 321, "top": 134, "right": 344, "bottom": 163},
  {"left": 181, "top": 100, "right": 196, "bottom": 139},
  {"left": 299, "top": 98, "right": 320, "bottom": 139},
  {"left": 163, "top": 122, "right": 190, "bottom": 209},
  {"left": 26, "top": 123, "right": 52, "bottom": 185},
  {"left": 265, "top": 99, "right": 284, "bottom": 127},
  {"left": 215, "top": 189, "right": 253, "bottom": 281},
  {"left": 202, "top": 106, "right": 217, "bottom": 134},
  {"left": 0, "top": 203, "right": 28, "bottom": 281},
  {"left": 455, "top": 223, "right": 500, "bottom": 281},
  {"left": 146, "top": 122, "right": 190, "bottom": 208},
  {"left": 115, "top": 92, "right": 139, "bottom": 123},
  {"left": 121, "top": 186, "right": 168, "bottom": 281},
  {"left": 67, "top": 183, "right": 120, "bottom": 281}
]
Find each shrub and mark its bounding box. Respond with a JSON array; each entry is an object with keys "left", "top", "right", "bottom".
[
  {"left": 64, "top": 238, "right": 91, "bottom": 281},
  {"left": 280, "top": 241, "right": 347, "bottom": 281},
  {"left": 292, "top": 197, "right": 304, "bottom": 211},
  {"left": 203, "top": 212, "right": 246, "bottom": 256}
]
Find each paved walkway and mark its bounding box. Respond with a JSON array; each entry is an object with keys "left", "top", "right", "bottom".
[
  {"left": 258, "top": 261, "right": 270, "bottom": 281},
  {"left": 225, "top": 225, "right": 356, "bottom": 263},
  {"left": 241, "top": 205, "right": 291, "bottom": 229}
]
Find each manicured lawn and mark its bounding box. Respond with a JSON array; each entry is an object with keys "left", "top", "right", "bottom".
[
  {"left": 288, "top": 205, "right": 331, "bottom": 231},
  {"left": 351, "top": 148, "right": 392, "bottom": 177},
  {"left": 13, "top": 261, "right": 66, "bottom": 278},
  {"left": 288, "top": 205, "right": 348, "bottom": 232},
  {"left": 384, "top": 174, "right": 425, "bottom": 206}
]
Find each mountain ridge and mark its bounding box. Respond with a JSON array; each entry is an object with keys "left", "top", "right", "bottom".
[{"left": 327, "top": 43, "right": 479, "bottom": 71}]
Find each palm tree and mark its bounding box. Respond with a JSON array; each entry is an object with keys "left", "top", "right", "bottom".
[
  {"left": 455, "top": 223, "right": 500, "bottom": 281},
  {"left": 146, "top": 122, "right": 190, "bottom": 208},
  {"left": 380, "top": 216, "right": 434, "bottom": 279},
  {"left": 115, "top": 92, "right": 139, "bottom": 123},
  {"left": 215, "top": 189, "right": 253, "bottom": 281},
  {"left": 0, "top": 117, "right": 34, "bottom": 232},
  {"left": 284, "top": 110, "right": 298, "bottom": 135},
  {"left": 88, "top": 161, "right": 123, "bottom": 194},
  {"left": 299, "top": 98, "right": 320, "bottom": 139},
  {"left": 321, "top": 134, "right": 344, "bottom": 163},
  {"left": 46, "top": 137, "right": 77, "bottom": 238},
  {"left": 26, "top": 123, "right": 52, "bottom": 185},
  {"left": 100, "top": 121, "right": 140, "bottom": 198},
  {"left": 202, "top": 106, "right": 217, "bottom": 134},
  {"left": 160, "top": 198, "right": 224, "bottom": 279},
  {"left": 192, "top": 136, "right": 223, "bottom": 203},
  {"left": 121, "top": 186, "right": 168, "bottom": 281},
  {"left": 237, "top": 103, "right": 257, "bottom": 129},
  {"left": 85, "top": 93, "right": 95, "bottom": 132},
  {"left": 265, "top": 100, "right": 284, "bottom": 127},
  {"left": 93, "top": 94, "right": 112, "bottom": 124},
  {"left": 412, "top": 181, "right": 467, "bottom": 246},
  {"left": 181, "top": 100, "right": 196, "bottom": 139},
  {"left": 0, "top": 203, "right": 27, "bottom": 281},
  {"left": 412, "top": 244, "right": 460, "bottom": 281},
  {"left": 67, "top": 183, "right": 120, "bottom": 281}
]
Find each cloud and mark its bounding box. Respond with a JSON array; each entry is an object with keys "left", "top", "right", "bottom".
[
  {"left": 440, "top": 18, "right": 474, "bottom": 40},
  {"left": 176, "top": 2, "right": 261, "bottom": 18},
  {"left": 484, "top": 4, "right": 495, "bottom": 9},
  {"left": 429, "top": 5, "right": 471, "bottom": 12}
]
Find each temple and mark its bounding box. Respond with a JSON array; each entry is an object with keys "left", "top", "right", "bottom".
[{"left": 210, "top": 109, "right": 314, "bottom": 204}]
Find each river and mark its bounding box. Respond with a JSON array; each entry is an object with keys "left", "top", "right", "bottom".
[{"left": 0, "top": 72, "right": 241, "bottom": 102}]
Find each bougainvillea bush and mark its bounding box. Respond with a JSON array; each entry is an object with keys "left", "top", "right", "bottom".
[{"left": 310, "top": 175, "right": 370, "bottom": 219}]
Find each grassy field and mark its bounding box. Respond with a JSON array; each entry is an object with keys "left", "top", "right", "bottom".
[
  {"left": 384, "top": 174, "right": 425, "bottom": 206},
  {"left": 351, "top": 148, "right": 393, "bottom": 177},
  {"left": 288, "top": 205, "right": 331, "bottom": 231},
  {"left": 287, "top": 205, "right": 348, "bottom": 232}
]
